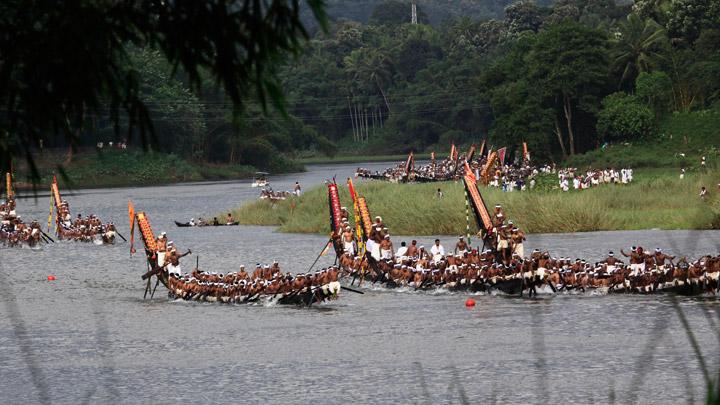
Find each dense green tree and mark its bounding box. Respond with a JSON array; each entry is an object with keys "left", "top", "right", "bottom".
[
  {"left": 635, "top": 71, "right": 673, "bottom": 117},
  {"left": 596, "top": 92, "right": 655, "bottom": 141},
  {"left": 611, "top": 13, "right": 667, "bottom": 88},
  {"left": 526, "top": 22, "right": 610, "bottom": 156},
  {"left": 666, "top": 0, "right": 720, "bottom": 45},
  {"left": 505, "top": 1, "right": 546, "bottom": 35}
]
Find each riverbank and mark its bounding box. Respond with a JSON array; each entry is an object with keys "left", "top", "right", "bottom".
[
  {"left": 293, "top": 153, "right": 431, "bottom": 165},
  {"left": 12, "top": 149, "right": 303, "bottom": 190},
  {"left": 231, "top": 169, "right": 720, "bottom": 235}
]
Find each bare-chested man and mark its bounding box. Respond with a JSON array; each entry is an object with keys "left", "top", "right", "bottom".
[
  {"left": 455, "top": 236, "right": 468, "bottom": 255},
  {"left": 380, "top": 235, "right": 394, "bottom": 260},
  {"left": 621, "top": 246, "right": 645, "bottom": 274},
  {"left": 405, "top": 240, "right": 419, "bottom": 258},
  {"left": 652, "top": 248, "right": 675, "bottom": 267},
  {"left": 511, "top": 227, "right": 525, "bottom": 258},
  {"left": 156, "top": 232, "right": 168, "bottom": 267},
  {"left": 341, "top": 226, "right": 356, "bottom": 255}
]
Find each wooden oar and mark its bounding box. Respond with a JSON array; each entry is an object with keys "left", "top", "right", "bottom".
[
  {"left": 40, "top": 230, "right": 55, "bottom": 243},
  {"left": 341, "top": 285, "right": 364, "bottom": 294},
  {"left": 306, "top": 239, "right": 331, "bottom": 274}
]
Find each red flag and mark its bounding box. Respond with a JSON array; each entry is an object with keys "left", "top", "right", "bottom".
[
  {"left": 450, "top": 143, "right": 457, "bottom": 161},
  {"left": 497, "top": 147, "right": 507, "bottom": 166}
]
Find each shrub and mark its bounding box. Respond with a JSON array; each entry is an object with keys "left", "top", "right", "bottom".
[{"left": 597, "top": 92, "right": 655, "bottom": 141}]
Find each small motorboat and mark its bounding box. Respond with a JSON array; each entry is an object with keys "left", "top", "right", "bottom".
[{"left": 251, "top": 172, "right": 269, "bottom": 188}]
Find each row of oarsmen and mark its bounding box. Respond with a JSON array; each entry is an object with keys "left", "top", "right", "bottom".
[{"left": 166, "top": 266, "right": 341, "bottom": 301}]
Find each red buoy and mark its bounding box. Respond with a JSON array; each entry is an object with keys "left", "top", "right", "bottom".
[
  {"left": 47, "top": 275, "right": 56, "bottom": 281},
  {"left": 465, "top": 298, "right": 476, "bottom": 307}
]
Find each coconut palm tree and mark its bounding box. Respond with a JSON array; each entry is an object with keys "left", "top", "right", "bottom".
[
  {"left": 343, "top": 47, "right": 395, "bottom": 113},
  {"left": 612, "top": 13, "right": 668, "bottom": 87}
]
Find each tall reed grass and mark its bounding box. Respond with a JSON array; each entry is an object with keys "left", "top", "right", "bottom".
[{"left": 231, "top": 171, "right": 720, "bottom": 235}]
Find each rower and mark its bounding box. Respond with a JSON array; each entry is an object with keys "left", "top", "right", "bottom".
[
  {"left": 454, "top": 236, "right": 468, "bottom": 255},
  {"left": 380, "top": 234, "right": 394, "bottom": 260},
  {"left": 226, "top": 213, "right": 235, "bottom": 225},
  {"left": 652, "top": 248, "right": 675, "bottom": 267},
  {"left": 511, "top": 227, "right": 525, "bottom": 258},
  {"left": 156, "top": 232, "right": 168, "bottom": 267},
  {"left": 189, "top": 218, "right": 196, "bottom": 226},
  {"left": 601, "top": 251, "right": 622, "bottom": 273},
  {"left": 405, "top": 240, "right": 419, "bottom": 258},
  {"left": 342, "top": 226, "right": 355, "bottom": 256}
]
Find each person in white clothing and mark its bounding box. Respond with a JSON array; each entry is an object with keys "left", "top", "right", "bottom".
[
  {"left": 395, "top": 241, "right": 408, "bottom": 259},
  {"left": 430, "top": 239, "right": 445, "bottom": 263}
]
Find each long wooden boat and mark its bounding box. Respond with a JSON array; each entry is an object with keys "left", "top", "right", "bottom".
[
  {"left": 50, "top": 175, "right": 118, "bottom": 244},
  {"left": 174, "top": 220, "right": 240, "bottom": 227},
  {"left": 1, "top": 172, "right": 47, "bottom": 248},
  {"left": 336, "top": 167, "right": 719, "bottom": 298},
  {"left": 131, "top": 202, "right": 340, "bottom": 306}
]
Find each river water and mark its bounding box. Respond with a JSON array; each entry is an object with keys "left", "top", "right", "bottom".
[{"left": 1, "top": 162, "right": 719, "bottom": 404}]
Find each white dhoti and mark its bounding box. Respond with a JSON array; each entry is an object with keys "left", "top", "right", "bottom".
[
  {"left": 497, "top": 240, "right": 509, "bottom": 249},
  {"left": 343, "top": 241, "right": 355, "bottom": 255},
  {"left": 370, "top": 244, "right": 381, "bottom": 261},
  {"left": 166, "top": 263, "right": 181, "bottom": 276},
  {"left": 630, "top": 263, "right": 645, "bottom": 275},
  {"left": 513, "top": 243, "right": 523, "bottom": 258},
  {"left": 381, "top": 249, "right": 392, "bottom": 260},
  {"left": 606, "top": 265, "right": 616, "bottom": 274},
  {"left": 157, "top": 251, "right": 166, "bottom": 267}
]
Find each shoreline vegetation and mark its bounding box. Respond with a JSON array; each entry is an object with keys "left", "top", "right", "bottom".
[
  {"left": 12, "top": 148, "right": 298, "bottom": 191},
  {"left": 10, "top": 149, "right": 435, "bottom": 191},
  {"left": 231, "top": 169, "right": 720, "bottom": 235}
]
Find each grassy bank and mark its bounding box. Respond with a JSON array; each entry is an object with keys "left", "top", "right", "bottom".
[
  {"left": 231, "top": 169, "right": 720, "bottom": 235},
  {"left": 13, "top": 149, "right": 303, "bottom": 190}
]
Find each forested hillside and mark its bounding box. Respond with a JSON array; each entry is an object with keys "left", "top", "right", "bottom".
[{"left": 55, "top": 0, "right": 719, "bottom": 170}]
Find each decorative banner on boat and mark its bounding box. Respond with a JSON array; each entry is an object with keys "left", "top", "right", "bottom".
[
  {"left": 347, "top": 178, "right": 365, "bottom": 250},
  {"left": 136, "top": 211, "right": 157, "bottom": 252},
  {"left": 480, "top": 151, "right": 497, "bottom": 185},
  {"left": 466, "top": 144, "right": 476, "bottom": 163},
  {"left": 128, "top": 200, "right": 136, "bottom": 255},
  {"left": 47, "top": 184, "right": 54, "bottom": 232},
  {"left": 5, "top": 172, "right": 12, "bottom": 199},
  {"left": 497, "top": 147, "right": 507, "bottom": 166},
  {"left": 357, "top": 196, "right": 372, "bottom": 240},
  {"left": 478, "top": 139, "right": 486, "bottom": 158},
  {"left": 51, "top": 175, "right": 62, "bottom": 209},
  {"left": 463, "top": 162, "right": 493, "bottom": 234},
  {"left": 327, "top": 182, "right": 343, "bottom": 234},
  {"left": 404, "top": 151, "right": 414, "bottom": 177},
  {"left": 523, "top": 142, "right": 530, "bottom": 162}
]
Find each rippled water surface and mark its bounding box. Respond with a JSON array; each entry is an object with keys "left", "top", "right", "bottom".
[{"left": 2, "top": 163, "right": 719, "bottom": 404}]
